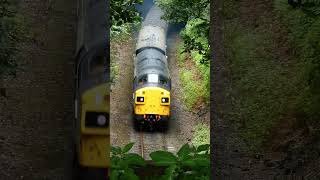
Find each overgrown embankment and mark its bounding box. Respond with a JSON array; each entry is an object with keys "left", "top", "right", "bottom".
[
  {"left": 110, "top": 30, "right": 133, "bottom": 84},
  {"left": 222, "top": 0, "right": 320, "bottom": 173},
  {"left": 274, "top": 0, "right": 320, "bottom": 138},
  {"left": 0, "top": 0, "right": 26, "bottom": 75},
  {"left": 156, "top": 0, "right": 210, "bottom": 111}
]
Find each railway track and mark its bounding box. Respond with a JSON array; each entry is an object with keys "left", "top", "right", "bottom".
[
  {"left": 130, "top": 127, "right": 168, "bottom": 160},
  {"left": 139, "top": 132, "right": 145, "bottom": 159}
]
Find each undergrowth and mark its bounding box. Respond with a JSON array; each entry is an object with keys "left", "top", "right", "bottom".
[
  {"left": 274, "top": 0, "right": 320, "bottom": 139},
  {"left": 192, "top": 123, "right": 210, "bottom": 147},
  {"left": 110, "top": 23, "right": 139, "bottom": 83},
  {"left": 0, "top": 0, "right": 26, "bottom": 76},
  {"left": 111, "top": 142, "right": 210, "bottom": 180},
  {"left": 223, "top": 0, "right": 304, "bottom": 152},
  {"left": 178, "top": 43, "right": 210, "bottom": 110}
]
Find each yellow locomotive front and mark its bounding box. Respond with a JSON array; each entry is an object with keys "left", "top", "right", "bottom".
[
  {"left": 79, "top": 83, "right": 109, "bottom": 168},
  {"left": 73, "top": 45, "right": 109, "bottom": 179},
  {"left": 133, "top": 73, "right": 171, "bottom": 129}
]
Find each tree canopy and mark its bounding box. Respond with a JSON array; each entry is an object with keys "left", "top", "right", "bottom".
[
  {"left": 110, "top": 0, "right": 143, "bottom": 33},
  {"left": 156, "top": 0, "right": 210, "bottom": 66}
]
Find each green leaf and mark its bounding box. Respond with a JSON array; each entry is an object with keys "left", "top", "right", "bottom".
[
  {"left": 123, "top": 153, "right": 146, "bottom": 166},
  {"left": 193, "top": 157, "right": 210, "bottom": 167},
  {"left": 177, "top": 143, "right": 191, "bottom": 160},
  {"left": 111, "top": 146, "right": 122, "bottom": 155},
  {"left": 181, "top": 158, "right": 197, "bottom": 168},
  {"left": 110, "top": 170, "right": 120, "bottom": 180},
  {"left": 150, "top": 151, "right": 177, "bottom": 166},
  {"left": 161, "top": 165, "right": 177, "bottom": 180},
  {"left": 196, "top": 144, "right": 210, "bottom": 153},
  {"left": 123, "top": 142, "right": 135, "bottom": 153},
  {"left": 122, "top": 169, "right": 139, "bottom": 180}
]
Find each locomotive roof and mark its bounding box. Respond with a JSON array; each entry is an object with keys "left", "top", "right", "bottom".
[
  {"left": 135, "top": 48, "right": 170, "bottom": 78},
  {"left": 84, "top": 0, "right": 108, "bottom": 51}
]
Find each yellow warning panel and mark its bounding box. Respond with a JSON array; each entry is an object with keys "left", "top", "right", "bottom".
[{"left": 79, "top": 135, "right": 110, "bottom": 168}]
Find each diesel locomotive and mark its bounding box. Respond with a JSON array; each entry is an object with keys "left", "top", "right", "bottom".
[
  {"left": 72, "top": 0, "right": 109, "bottom": 179},
  {"left": 133, "top": 5, "right": 171, "bottom": 130}
]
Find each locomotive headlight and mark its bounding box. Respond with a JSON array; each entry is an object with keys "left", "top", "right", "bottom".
[
  {"left": 85, "top": 112, "right": 109, "bottom": 128},
  {"left": 161, "top": 97, "right": 169, "bottom": 103},
  {"left": 97, "top": 115, "right": 107, "bottom": 126},
  {"left": 137, "top": 97, "right": 144, "bottom": 102}
]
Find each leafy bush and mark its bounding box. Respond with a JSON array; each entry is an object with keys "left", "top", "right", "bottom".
[
  {"left": 155, "top": 0, "right": 209, "bottom": 23},
  {"left": 111, "top": 143, "right": 146, "bottom": 180},
  {"left": 181, "top": 17, "right": 210, "bottom": 66},
  {"left": 150, "top": 144, "right": 210, "bottom": 180},
  {"left": 156, "top": 0, "right": 210, "bottom": 66},
  {"left": 156, "top": 0, "right": 210, "bottom": 109},
  {"left": 110, "top": 0, "right": 143, "bottom": 36},
  {"left": 110, "top": 143, "right": 210, "bottom": 180}
]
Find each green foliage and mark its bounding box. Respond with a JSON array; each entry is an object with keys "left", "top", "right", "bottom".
[
  {"left": 156, "top": 0, "right": 210, "bottom": 66},
  {"left": 155, "top": 0, "right": 209, "bottom": 23},
  {"left": 0, "top": 0, "right": 26, "bottom": 76},
  {"left": 111, "top": 143, "right": 210, "bottom": 179},
  {"left": 111, "top": 143, "right": 146, "bottom": 180},
  {"left": 156, "top": 0, "right": 210, "bottom": 109},
  {"left": 191, "top": 123, "right": 210, "bottom": 147},
  {"left": 181, "top": 18, "right": 210, "bottom": 65},
  {"left": 222, "top": 0, "right": 320, "bottom": 151},
  {"left": 275, "top": 0, "right": 320, "bottom": 134},
  {"left": 150, "top": 143, "right": 210, "bottom": 180},
  {"left": 179, "top": 43, "right": 210, "bottom": 110},
  {"left": 180, "top": 68, "right": 201, "bottom": 109},
  {"left": 110, "top": 0, "right": 143, "bottom": 35},
  {"left": 227, "top": 25, "right": 302, "bottom": 151}
]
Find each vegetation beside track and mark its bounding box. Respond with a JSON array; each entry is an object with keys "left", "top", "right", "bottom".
[
  {"left": 110, "top": 0, "right": 142, "bottom": 83},
  {"left": 156, "top": 0, "right": 210, "bottom": 110},
  {"left": 110, "top": 30, "right": 133, "bottom": 84},
  {"left": 222, "top": 0, "right": 320, "bottom": 153},
  {"left": 275, "top": 0, "right": 320, "bottom": 141},
  {"left": 110, "top": 142, "right": 210, "bottom": 180},
  {"left": 0, "top": 0, "right": 26, "bottom": 76},
  {"left": 192, "top": 123, "right": 210, "bottom": 147}
]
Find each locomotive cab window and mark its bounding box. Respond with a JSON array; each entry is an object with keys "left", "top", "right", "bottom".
[
  {"left": 135, "top": 74, "right": 171, "bottom": 89},
  {"left": 147, "top": 74, "right": 159, "bottom": 83}
]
